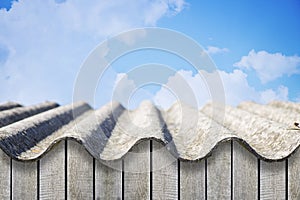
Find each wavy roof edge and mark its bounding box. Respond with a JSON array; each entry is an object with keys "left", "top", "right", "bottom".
[{"left": 0, "top": 100, "right": 299, "bottom": 162}]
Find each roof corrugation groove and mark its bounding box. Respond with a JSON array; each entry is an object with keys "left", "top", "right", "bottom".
[
  {"left": 0, "top": 101, "right": 59, "bottom": 128},
  {"left": 0, "top": 102, "right": 22, "bottom": 111},
  {"left": 0, "top": 100, "right": 299, "bottom": 161}
]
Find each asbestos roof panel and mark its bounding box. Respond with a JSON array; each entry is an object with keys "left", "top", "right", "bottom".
[
  {"left": 0, "top": 102, "right": 22, "bottom": 111},
  {"left": 0, "top": 100, "right": 299, "bottom": 161},
  {"left": 0, "top": 101, "right": 59, "bottom": 128}
]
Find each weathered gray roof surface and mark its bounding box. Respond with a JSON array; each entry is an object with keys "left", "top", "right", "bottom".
[
  {"left": 0, "top": 102, "right": 22, "bottom": 111},
  {"left": 0, "top": 100, "right": 299, "bottom": 161}
]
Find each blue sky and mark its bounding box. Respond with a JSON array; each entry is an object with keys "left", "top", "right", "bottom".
[
  {"left": 162, "top": 0, "right": 300, "bottom": 98},
  {"left": 0, "top": 0, "right": 299, "bottom": 108}
]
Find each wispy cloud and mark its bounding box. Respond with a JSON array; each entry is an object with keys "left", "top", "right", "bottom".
[
  {"left": 0, "top": 0, "right": 186, "bottom": 105},
  {"left": 234, "top": 49, "right": 300, "bottom": 83},
  {"left": 205, "top": 46, "right": 229, "bottom": 55}
]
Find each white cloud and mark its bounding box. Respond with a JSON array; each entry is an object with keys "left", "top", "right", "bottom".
[
  {"left": 112, "top": 73, "right": 155, "bottom": 109},
  {"left": 234, "top": 49, "right": 300, "bottom": 83},
  {"left": 205, "top": 46, "right": 229, "bottom": 55},
  {"left": 218, "top": 69, "right": 259, "bottom": 105},
  {"left": 144, "top": 0, "right": 185, "bottom": 25},
  {"left": 117, "top": 29, "right": 147, "bottom": 46},
  {"left": 0, "top": 0, "right": 186, "bottom": 105},
  {"left": 154, "top": 70, "right": 210, "bottom": 108},
  {"left": 154, "top": 69, "right": 289, "bottom": 109},
  {"left": 260, "top": 85, "right": 288, "bottom": 103},
  {"left": 113, "top": 73, "right": 136, "bottom": 106},
  {"left": 294, "top": 95, "right": 300, "bottom": 103}
]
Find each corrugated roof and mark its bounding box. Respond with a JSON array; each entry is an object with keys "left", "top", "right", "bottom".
[
  {"left": 0, "top": 102, "right": 22, "bottom": 111},
  {"left": 0, "top": 100, "right": 299, "bottom": 161}
]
